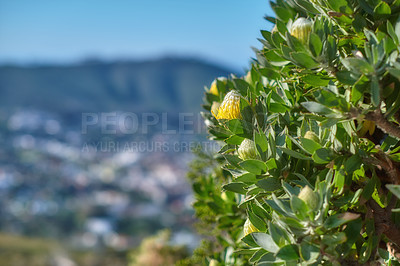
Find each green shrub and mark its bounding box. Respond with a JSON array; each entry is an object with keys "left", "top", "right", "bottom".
[{"left": 190, "top": 0, "right": 400, "bottom": 264}]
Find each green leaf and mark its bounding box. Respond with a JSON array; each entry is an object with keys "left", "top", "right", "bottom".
[
  {"left": 336, "top": 71, "right": 359, "bottom": 85},
  {"left": 286, "top": 32, "right": 306, "bottom": 52},
  {"left": 257, "top": 178, "right": 281, "bottom": 192},
  {"left": 344, "top": 155, "right": 362, "bottom": 173},
  {"left": 300, "top": 242, "right": 320, "bottom": 262},
  {"left": 269, "top": 103, "right": 290, "bottom": 113},
  {"left": 370, "top": 77, "right": 380, "bottom": 107},
  {"left": 302, "top": 74, "right": 330, "bottom": 86},
  {"left": 208, "top": 125, "right": 232, "bottom": 139},
  {"left": 249, "top": 211, "right": 267, "bottom": 231},
  {"left": 232, "top": 78, "right": 249, "bottom": 95},
  {"left": 333, "top": 168, "right": 345, "bottom": 194},
  {"left": 293, "top": 0, "right": 319, "bottom": 14},
  {"left": 324, "top": 212, "right": 361, "bottom": 229},
  {"left": 225, "top": 134, "right": 244, "bottom": 145},
  {"left": 242, "top": 234, "right": 258, "bottom": 247},
  {"left": 342, "top": 218, "right": 362, "bottom": 253},
  {"left": 276, "top": 244, "right": 300, "bottom": 261},
  {"left": 309, "top": 33, "right": 322, "bottom": 57},
  {"left": 258, "top": 68, "right": 280, "bottom": 80},
  {"left": 362, "top": 176, "right": 377, "bottom": 201},
  {"left": 387, "top": 21, "right": 399, "bottom": 45},
  {"left": 257, "top": 252, "right": 279, "bottom": 264},
  {"left": 265, "top": 158, "right": 278, "bottom": 170},
  {"left": 235, "top": 173, "right": 258, "bottom": 183},
  {"left": 282, "top": 182, "right": 300, "bottom": 197},
  {"left": 388, "top": 68, "right": 400, "bottom": 80},
  {"left": 249, "top": 248, "right": 268, "bottom": 263},
  {"left": 321, "top": 232, "right": 347, "bottom": 246},
  {"left": 280, "top": 147, "right": 312, "bottom": 160},
  {"left": 226, "top": 119, "right": 253, "bottom": 138},
  {"left": 273, "top": 6, "right": 292, "bottom": 22},
  {"left": 327, "top": 0, "right": 353, "bottom": 14},
  {"left": 290, "top": 52, "right": 319, "bottom": 69},
  {"left": 255, "top": 132, "right": 269, "bottom": 153},
  {"left": 301, "top": 102, "right": 335, "bottom": 115},
  {"left": 252, "top": 233, "right": 279, "bottom": 253},
  {"left": 264, "top": 50, "right": 290, "bottom": 65},
  {"left": 374, "top": 1, "right": 391, "bottom": 17},
  {"left": 268, "top": 221, "right": 289, "bottom": 247},
  {"left": 223, "top": 182, "right": 247, "bottom": 194},
  {"left": 290, "top": 196, "right": 308, "bottom": 219},
  {"left": 223, "top": 154, "right": 242, "bottom": 167},
  {"left": 341, "top": 58, "right": 374, "bottom": 75},
  {"left": 387, "top": 185, "right": 400, "bottom": 199},
  {"left": 312, "top": 148, "right": 334, "bottom": 164},
  {"left": 239, "top": 159, "right": 267, "bottom": 175},
  {"left": 300, "top": 137, "right": 322, "bottom": 154}
]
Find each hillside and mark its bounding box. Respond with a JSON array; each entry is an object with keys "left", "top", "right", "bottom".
[{"left": 0, "top": 57, "right": 235, "bottom": 116}]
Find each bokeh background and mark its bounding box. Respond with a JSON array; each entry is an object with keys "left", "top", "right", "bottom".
[{"left": 0, "top": 0, "right": 272, "bottom": 265}]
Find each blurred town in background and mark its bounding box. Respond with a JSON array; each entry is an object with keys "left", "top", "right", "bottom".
[
  {"left": 0, "top": 58, "right": 233, "bottom": 264},
  {"left": 0, "top": 0, "right": 270, "bottom": 264}
]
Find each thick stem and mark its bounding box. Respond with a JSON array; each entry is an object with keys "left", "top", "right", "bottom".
[
  {"left": 368, "top": 200, "right": 400, "bottom": 252},
  {"left": 363, "top": 151, "right": 400, "bottom": 185},
  {"left": 365, "top": 109, "right": 400, "bottom": 139}
]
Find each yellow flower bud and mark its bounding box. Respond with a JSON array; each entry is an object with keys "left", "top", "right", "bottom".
[
  {"left": 291, "top": 17, "right": 312, "bottom": 44},
  {"left": 209, "top": 80, "right": 219, "bottom": 96},
  {"left": 304, "top": 131, "right": 319, "bottom": 143},
  {"left": 298, "top": 185, "right": 319, "bottom": 210},
  {"left": 216, "top": 90, "right": 241, "bottom": 120},
  {"left": 243, "top": 218, "right": 259, "bottom": 236},
  {"left": 208, "top": 77, "right": 228, "bottom": 96},
  {"left": 238, "top": 139, "right": 258, "bottom": 160},
  {"left": 211, "top": 101, "right": 221, "bottom": 119}
]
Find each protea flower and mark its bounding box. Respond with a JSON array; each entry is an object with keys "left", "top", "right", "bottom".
[
  {"left": 291, "top": 17, "right": 312, "bottom": 44},
  {"left": 243, "top": 218, "right": 259, "bottom": 235},
  {"left": 211, "top": 101, "right": 221, "bottom": 119},
  {"left": 298, "top": 185, "right": 319, "bottom": 210},
  {"left": 238, "top": 139, "right": 258, "bottom": 160},
  {"left": 216, "top": 90, "right": 241, "bottom": 120},
  {"left": 304, "top": 131, "right": 319, "bottom": 143}
]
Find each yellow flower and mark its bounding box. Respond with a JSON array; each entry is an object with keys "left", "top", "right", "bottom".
[
  {"left": 216, "top": 90, "right": 241, "bottom": 120},
  {"left": 208, "top": 77, "right": 227, "bottom": 96},
  {"left": 243, "top": 218, "right": 259, "bottom": 236},
  {"left": 209, "top": 80, "right": 219, "bottom": 96},
  {"left": 211, "top": 101, "right": 221, "bottom": 119},
  {"left": 291, "top": 17, "right": 312, "bottom": 44}
]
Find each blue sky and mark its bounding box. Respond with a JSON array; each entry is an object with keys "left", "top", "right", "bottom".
[{"left": 0, "top": 0, "right": 273, "bottom": 71}]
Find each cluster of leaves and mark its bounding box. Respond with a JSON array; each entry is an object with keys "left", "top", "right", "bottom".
[
  {"left": 182, "top": 149, "right": 251, "bottom": 265},
  {"left": 193, "top": 0, "right": 400, "bottom": 265}
]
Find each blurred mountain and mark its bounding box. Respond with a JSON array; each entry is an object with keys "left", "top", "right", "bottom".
[{"left": 0, "top": 57, "right": 234, "bottom": 116}]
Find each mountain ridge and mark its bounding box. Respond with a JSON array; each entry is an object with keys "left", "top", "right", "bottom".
[{"left": 0, "top": 57, "right": 236, "bottom": 117}]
